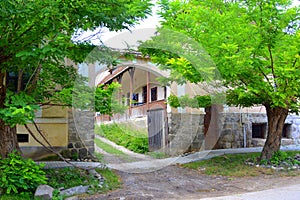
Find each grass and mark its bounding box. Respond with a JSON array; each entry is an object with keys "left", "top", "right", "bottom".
[
  {"left": 96, "top": 168, "right": 121, "bottom": 192},
  {"left": 181, "top": 151, "right": 300, "bottom": 177},
  {"left": 94, "top": 138, "right": 127, "bottom": 157},
  {"left": 147, "top": 151, "right": 168, "bottom": 159},
  {"left": 95, "top": 123, "right": 148, "bottom": 153}
]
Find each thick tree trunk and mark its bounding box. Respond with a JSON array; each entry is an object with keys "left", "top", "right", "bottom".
[
  {"left": 260, "top": 105, "right": 288, "bottom": 160},
  {"left": 204, "top": 104, "right": 223, "bottom": 150},
  {"left": 0, "top": 71, "right": 21, "bottom": 158},
  {"left": 0, "top": 120, "right": 20, "bottom": 158}
]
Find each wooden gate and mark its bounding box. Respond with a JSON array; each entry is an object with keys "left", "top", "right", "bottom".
[{"left": 147, "top": 108, "right": 166, "bottom": 151}]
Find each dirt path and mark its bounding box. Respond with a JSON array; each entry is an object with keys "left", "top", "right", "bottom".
[{"left": 87, "top": 139, "right": 300, "bottom": 200}]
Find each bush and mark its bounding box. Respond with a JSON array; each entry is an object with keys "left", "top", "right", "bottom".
[{"left": 0, "top": 152, "right": 47, "bottom": 194}]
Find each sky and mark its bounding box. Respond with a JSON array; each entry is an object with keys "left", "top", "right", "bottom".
[{"left": 76, "top": 0, "right": 300, "bottom": 49}]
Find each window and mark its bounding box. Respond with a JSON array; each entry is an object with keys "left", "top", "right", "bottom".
[
  {"left": 142, "top": 86, "right": 147, "bottom": 103},
  {"left": 132, "top": 93, "right": 139, "bottom": 105},
  {"left": 282, "top": 124, "right": 291, "bottom": 138},
  {"left": 7, "top": 71, "right": 30, "bottom": 92},
  {"left": 252, "top": 123, "right": 266, "bottom": 139},
  {"left": 151, "top": 87, "right": 157, "bottom": 102},
  {"left": 17, "top": 134, "right": 29, "bottom": 143}
]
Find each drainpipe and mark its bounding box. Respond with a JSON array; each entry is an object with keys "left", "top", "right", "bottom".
[{"left": 243, "top": 124, "right": 247, "bottom": 148}]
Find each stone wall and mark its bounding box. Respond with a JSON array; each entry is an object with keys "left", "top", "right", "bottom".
[
  {"left": 166, "top": 112, "right": 300, "bottom": 155},
  {"left": 167, "top": 113, "right": 205, "bottom": 155},
  {"left": 216, "top": 113, "right": 300, "bottom": 149},
  {"left": 67, "top": 110, "right": 95, "bottom": 159}
]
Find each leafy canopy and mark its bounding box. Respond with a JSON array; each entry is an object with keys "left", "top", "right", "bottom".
[
  {"left": 95, "top": 82, "right": 128, "bottom": 116},
  {"left": 141, "top": 0, "right": 300, "bottom": 111},
  {"left": 0, "top": 0, "right": 152, "bottom": 125}
]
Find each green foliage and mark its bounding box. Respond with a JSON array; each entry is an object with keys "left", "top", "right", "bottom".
[
  {"left": 44, "top": 167, "right": 98, "bottom": 190},
  {"left": 0, "top": 0, "right": 152, "bottom": 122},
  {"left": 270, "top": 151, "right": 289, "bottom": 165},
  {"left": 95, "top": 82, "right": 128, "bottom": 116},
  {"left": 141, "top": 0, "right": 299, "bottom": 159},
  {"left": 95, "top": 169, "right": 121, "bottom": 192},
  {"left": 151, "top": 0, "right": 300, "bottom": 109},
  {"left": 0, "top": 91, "right": 39, "bottom": 127},
  {"left": 94, "top": 138, "right": 128, "bottom": 158},
  {"left": 96, "top": 123, "right": 148, "bottom": 153},
  {"left": 0, "top": 152, "right": 47, "bottom": 194},
  {"left": 168, "top": 94, "right": 212, "bottom": 108},
  {"left": 0, "top": 193, "right": 33, "bottom": 200},
  {"left": 269, "top": 150, "right": 300, "bottom": 166},
  {"left": 182, "top": 153, "right": 274, "bottom": 177}
]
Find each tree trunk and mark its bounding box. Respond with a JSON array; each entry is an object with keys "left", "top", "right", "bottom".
[
  {"left": 0, "top": 71, "right": 21, "bottom": 158},
  {"left": 260, "top": 105, "right": 288, "bottom": 160},
  {"left": 204, "top": 104, "right": 223, "bottom": 150},
  {"left": 0, "top": 120, "right": 21, "bottom": 158}
]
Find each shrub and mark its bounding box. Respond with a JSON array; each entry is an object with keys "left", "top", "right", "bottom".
[{"left": 0, "top": 152, "right": 47, "bottom": 194}]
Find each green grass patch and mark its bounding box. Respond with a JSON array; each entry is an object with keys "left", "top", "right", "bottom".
[
  {"left": 96, "top": 169, "right": 121, "bottom": 192},
  {"left": 94, "top": 138, "right": 127, "bottom": 157},
  {"left": 182, "top": 151, "right": 300, "bottom": 177},
  {"left": 146, "top": 151, "right": 168, "bottom": 159},
  {"left": 95, "top": 123, "right": 148, "bottom": 154},
  {"left": 181, "top": 153, "right": 274, "bottom": 177}
]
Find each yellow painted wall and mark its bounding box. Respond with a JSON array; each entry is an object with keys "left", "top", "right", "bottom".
[{"left": 17, "top": 106, "right": 68, "bottom": 147}]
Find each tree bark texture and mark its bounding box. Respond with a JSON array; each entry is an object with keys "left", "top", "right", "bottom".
[
  {"left": 204, "top": 104, "right": 223, "bottom": 150},
  {"left": 0, "top": 71, "right": 21, "bottom": 158},
  {"left": 260, "top": 105, "right": 288, "bottom": 160}
]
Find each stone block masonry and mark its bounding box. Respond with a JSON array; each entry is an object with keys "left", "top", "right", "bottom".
[
  {"left": 166, "top": 111, "right": 300, "bottom": 155},
  {"left": 167, "top": 113, "right": 205, "bottom": 155},
  {"left": 67, "top": 110, "right": 95, "bottom": 159}
]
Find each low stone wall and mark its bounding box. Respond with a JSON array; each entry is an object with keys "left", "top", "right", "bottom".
[{"left": 67, "top": 110, "right": 95, "bottom": 159}]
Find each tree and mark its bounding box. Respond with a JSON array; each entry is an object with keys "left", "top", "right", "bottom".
[
  {"left": 95, "top": 82, "right": 128, "bottom": 117},
  {"left": 0, "top": 0, "right": 152, "bottom": 158},
  {"left": 141, "top": 0, "right": 300, "bottom": 160}
]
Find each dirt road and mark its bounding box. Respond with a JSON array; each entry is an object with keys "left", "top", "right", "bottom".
[{"left": 86, "top": 137, "right": 300, "bottom": 199}]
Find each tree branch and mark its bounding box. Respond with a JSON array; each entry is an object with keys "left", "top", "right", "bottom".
[
  {"left": 24, "top": 123, "right": 83, "bottom": 169},
  {"left": 17, "top": 69, "right": 23, "bottom": 93},
  {"left": 268, "top": 45, "right": 277, "bottom": 90}
]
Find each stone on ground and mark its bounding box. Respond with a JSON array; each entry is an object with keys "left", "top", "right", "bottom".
[
  {"left": 60, "top": 185, "right": 89, "bottom": 196},
  {"left": 34, "top": 184, "right": 54, "bottom": 200}
]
